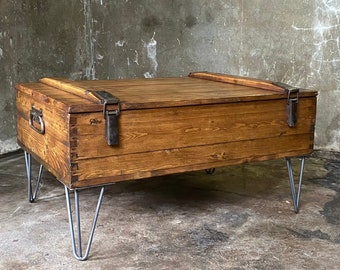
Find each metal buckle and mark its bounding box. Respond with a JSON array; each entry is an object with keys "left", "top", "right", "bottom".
[
  {"left": 286, "top": 88, "right": 299, "bottom": 128},
  {"left": 92, "top": 90, "right": 120, "bottom": 145},
  {"left": 103, "top": 100, "right": 120, "bottom": 118},
  {"left": 273, "top": 82, "right": 300, "bottom": 128}
]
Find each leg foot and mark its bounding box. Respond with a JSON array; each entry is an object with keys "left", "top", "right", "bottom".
[
  {"left": 286, "top": 156, "right": 305, "bottom": 214},
  {"left": 65, "top": 186, "right": 105, "bottom": 261}
]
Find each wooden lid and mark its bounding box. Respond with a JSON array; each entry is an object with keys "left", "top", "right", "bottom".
[{"left": 16, "top": 72, "right": 317, "bottom": 113}]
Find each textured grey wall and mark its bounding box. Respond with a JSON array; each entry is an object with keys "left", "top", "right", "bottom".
[{"left": 0, "top": 0, "right": 339, "bottom": 154}]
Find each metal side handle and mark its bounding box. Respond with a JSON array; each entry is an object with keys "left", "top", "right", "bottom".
[{"left": 29, "top": 106, "right": 45, "bottom": 134}]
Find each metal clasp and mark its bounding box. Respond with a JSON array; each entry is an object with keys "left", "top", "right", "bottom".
[
  {"left": 103, "top": 100, "right": 120, "bottom": 118},
  {"left": 92, "top": 90, "right": 120, "bottom": 146},
  {"left": 286, "top": 89, "right": 299, "bottom": 127},
  {"left": 273, "top": 82, "right": 300, "bottom": 128}
]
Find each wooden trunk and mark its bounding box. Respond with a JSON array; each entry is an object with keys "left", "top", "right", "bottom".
[{"left": 16, "top": 72, "right": 317, "bottom": 189}]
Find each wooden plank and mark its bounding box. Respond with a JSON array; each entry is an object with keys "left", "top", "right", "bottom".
[
  {"left": 20, "top": 76, "right": 317, "bottom": 112},
  {"left": 66, "top": 77, "right": 317, "bottom": 110},
  {"left": 39, "top": 77, "right": 100, "bottom": 103},
  {"left": 16, "top": 90, "right": 72, "bottom": 185},
  {"left": 17, "top": 117, "right": 72, "bottom": 185},
  {"left": 71, "top": 97, "right": 316, "bottom": 159},
  {"left": 16, "top": 91, "right": 70, "bottom": 135},
  {"left": 189, "top": 71, "right": 286, "bottom": 92},
  {"left": 16, "top": 82, "right": 102, "bottom": 113},
  {"left": 71, "top": 133, "right": 313, "bottom": 188}
]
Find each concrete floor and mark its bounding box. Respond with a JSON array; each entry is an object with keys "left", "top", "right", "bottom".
[{"left": 1, "top": 151, "right": 340, "bottom": 269}]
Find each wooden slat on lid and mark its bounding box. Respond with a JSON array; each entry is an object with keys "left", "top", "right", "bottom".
[
  {"left": 15, "top": 82, "right": 103, "bottom": 114},
  {"left": 189, "top": 71, "right": 285, "bottom": 92},
  {"left": 40, "top": 77, "right": 101, "bottom": 104}
]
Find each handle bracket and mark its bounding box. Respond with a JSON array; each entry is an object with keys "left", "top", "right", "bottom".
[{"left": 29, "top": 106, "right": 45, "bottom": 134}]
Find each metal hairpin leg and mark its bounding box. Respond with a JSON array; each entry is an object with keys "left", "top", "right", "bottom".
[
  {"left": 205, "top": 168, "right": 216, "bottom": 175},
  {"left": 65, "top": 186, "right": 105, "bottom": 261},
  {"left": 24, "top": 151, "right": 44, "bottom": 203},
  {"left": 285, "top": 156, "right": 305, "bottom": 214}
]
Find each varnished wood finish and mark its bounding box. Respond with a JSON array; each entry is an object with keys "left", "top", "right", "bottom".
[
  {"left": 189, "top": 71, "right": 286, "bottom": 92},
  {"left": 16, "top": 89, "right": 72, "bottom": 186},
  {"left": 40, "top": 77, "right": 101, "bottom": 104},
  {"left": 39, "top": 76, "right": 316, "bottom": 111},
  {"left": 16, "top": 74, "right": 317, "bottom": 188}
]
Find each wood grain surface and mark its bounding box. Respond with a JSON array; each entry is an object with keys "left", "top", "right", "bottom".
[{"left": 16, "top": 74, "right": 317, "bottom": 188}]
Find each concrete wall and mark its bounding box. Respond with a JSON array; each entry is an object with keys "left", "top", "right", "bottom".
[{"left": 0, "top": 0, "right": 339, "bottom": 154}]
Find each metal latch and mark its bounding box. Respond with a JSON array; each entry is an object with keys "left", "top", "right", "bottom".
[
  {"left": 92, "top": 90, "right": 120, "bottom": 146},
  {"left": 273, "top": 82, "right": 299, "bottom": 128}
]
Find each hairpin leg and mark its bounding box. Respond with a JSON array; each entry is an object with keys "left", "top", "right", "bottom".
[
  {"left": 65, "top": 185, "right": 105, "bottom": 261},
  {"left": 205, "top": 168, "right": 216, "bottom": 175},
  {"left": 24, "top": 151, "right": 44, "bottom": 203},
  {"left": 285, "top": 156, "right": 305, "bottom": 214}
]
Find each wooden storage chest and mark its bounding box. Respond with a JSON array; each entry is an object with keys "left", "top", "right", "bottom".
[
  {"left": 16, "top": 72, "right": 318, "bottom": 260},
  {"left": 16, "top": 72, "right": 317, "bottom": 189}
]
